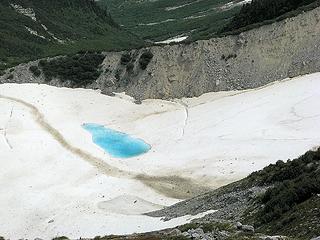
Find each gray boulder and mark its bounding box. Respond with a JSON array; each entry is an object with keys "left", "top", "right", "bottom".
[
  {"left": 235, "top": 222, "right": 242, "bottom": 229},
  {"left": 311, "top": 237, "right": 320, "bottom": 240},
  {"left": 241, "top": 225, "right": 254, "bottom": 232},
  {"left": 261, "top": 236, "right": 285, "bottom": 240},
  {"left": 188, "top": 228, "right": 205, "bottom": 239},
  {"left": 168, "top": 228, "right": 182, "bottom": 236}
]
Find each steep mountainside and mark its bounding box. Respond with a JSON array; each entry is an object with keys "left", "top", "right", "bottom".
[
  {"left": 3, "top": 5, "right": 320, "bottom": 101},
  {"left": 223, "top": 0, "right": 320, "bottom": 33},
  {"left": 0, "top": 0, "right": 143, "bottom": 71},
  {"left": 98, "top": 0, "right": 244, "bottom": 42},
  {"left": 145, "top": 147, "right": 320, "bottom": 240},
  {"left": 98, "top": 0, "right": 320, "bottom": 43}
]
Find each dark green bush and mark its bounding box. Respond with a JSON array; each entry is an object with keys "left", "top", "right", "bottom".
[
  {"left": 252, "top": 148, "right": 320, "bottom": 224},
  {"left": 139, "top": 50, "right": 153, "bottom": 70},
  {"left": 29, "top": 65, "right": 41, "bottom": 77},
  {"left": 115, "top": 69, "right": 121, "bottom": 80},
  {"left": 259, "top": 173, "right": 320, "bottom": 223},
  {"left": 39, "top": 52, "right": 105, "bottom": 87},
  {"left": 52, "top": 237, "right": 69, "bottom": 240},
  {"left": 221, "top": 53, "right": 237, "bottom": 61},
  {"left": 249, "top": 148, "right": 320, "bottom": 185},
  {"left": 7, "top": 74, "right": 13, "bottom": 80},
  {"left": 126, "top": 62, "right": 134, "bottom": 72},
  {"left": 120, "top": 53, "right": 132, "bottom": 65},
  {"left": 223, "top": 0, "right": 319, "bottom": 32}
]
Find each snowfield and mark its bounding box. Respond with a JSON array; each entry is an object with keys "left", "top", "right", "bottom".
[{"left": 0, "top": 73, "right": 320, "bottom": 239}]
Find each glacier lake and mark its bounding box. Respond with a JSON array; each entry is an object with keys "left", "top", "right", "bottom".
[{"left": 82, "top": 123, "right": 151, "bottom": 158}]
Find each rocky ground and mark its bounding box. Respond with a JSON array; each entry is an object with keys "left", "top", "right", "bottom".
[
  {"left": 1, "top": 6, "right": 320, "bottom": 101},
  {"left": 0, "top": 4, "right": 319, "bottom": 240}
]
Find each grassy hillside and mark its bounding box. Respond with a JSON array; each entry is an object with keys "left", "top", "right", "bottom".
[
  {"left": 51, "top": 148, "right": 319, "bottom": 240},
  {"left": 146, "top": 147, "right": 320, "bottom": 240},
  {"left": 97, "top": 0, "right": 244, "bottom": 42},
  {"left": 99, "top": 0, "right": 320, "bottom": 42},
  {"left": 0, "top": 0, "right": 144, "bottom": 71},
  {"left": 222, "top": 0, "right": 320, "bottom": 34},
  {"left": 244, "top": 148, "right": 320, "bottom": 239}
]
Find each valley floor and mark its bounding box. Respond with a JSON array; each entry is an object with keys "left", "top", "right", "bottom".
[{"left": 0, "top": 73, "right": 320, "bottom": 239}]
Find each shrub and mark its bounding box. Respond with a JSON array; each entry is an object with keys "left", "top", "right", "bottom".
[
  {"left": 249, "top": 149, "right": 320, "bottom": 185},
  {"left": 252, "top": 148, "right": 320, "bottom": 224},
  {"left": 139, "top": 50, "right": 153, "bottom": 70},
  {"left": 259, "top": 173, "right": 320, "bottom": 223},
  {"left": 7, "top": 74, "right": 13, "bottom": 80},
  {"left": 126, "top": 62, "right": 134, "bottom": 72},
  {"left": 223, "top": 0, "right": 319, "bottom": 32},
  {"left": 52, "top": 237, "right": 69, "bottom": 240},
  {"left": 120, "top": 53, "right": 132, "bottom": 65},
  {"left": 29, "top": 65, "right": 41, "bottom": 77},
  {"left": 115, "top": 69, "right": 121, "bottom": 80},
  {"left": 39, "top": 52, "right": 105, "bottom": 87},
  {"left": 222, "top": 53, "right": 237, "bottom": 61}
]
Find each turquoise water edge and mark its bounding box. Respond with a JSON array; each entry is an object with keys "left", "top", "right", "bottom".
[{"left": 82, "top": 123, "right": 151, "bottom": 158}]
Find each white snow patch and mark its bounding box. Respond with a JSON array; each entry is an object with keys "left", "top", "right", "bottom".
[
  {"left": 40, "top": 24, "right": 65, "bottom": 43},
  {"left": 10, "top": 4, "right": 37, "bottom": 21},
  {"left": 0, "top": 72, "right": 320, "bottom": 239},
  {"left": 165, "top": 1, "right": 200, "bottom": 11},
  {"left": 10, "top": 4, "right": 65, "bottom": 43},
  {"left": 184, "top": 14, "right": 207, "bottom": 20},
  {"left": 25, "top": 26, "right": 46, "bottom": 39},
  {"left": 155, "top": 36, "right": 188, "bottom": 44},
  {"left": 220, "top": 0, "right": 252, "bottom": 10},
  {"left": 138, "top": 18, "right": 176, "bottom": 26}
]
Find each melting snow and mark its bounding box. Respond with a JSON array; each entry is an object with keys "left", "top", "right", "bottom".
[
  {"left": 25, "top": 26, "right": 46, "bottom": 39},
  {"left": 220, "top": 0, "right": 252, "bottom": 10},
  {"left": 155, "top": 36, "right": 188, "bottom": 44},
  {"left": 138, "top": 18, "right": 176, "bottom": 26},
  {"left": 0, "top": 72, "right": 320, "bottom": 238},
  {"left": 10, "top": 4, "right": 37, "bottom": 21}
]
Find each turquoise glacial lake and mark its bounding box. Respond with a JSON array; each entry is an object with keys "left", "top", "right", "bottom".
[{"left": 82, "top": 123, "right": 151, "bottom": 158}]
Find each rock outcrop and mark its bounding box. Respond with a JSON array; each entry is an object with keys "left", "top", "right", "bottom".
[{"left": 1, "top": 6, "right": 320, "bottom": 101}]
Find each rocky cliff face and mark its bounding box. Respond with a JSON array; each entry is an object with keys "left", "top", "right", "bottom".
[{"left": 2, "top": 6, "right": 320, "bottom": 100}]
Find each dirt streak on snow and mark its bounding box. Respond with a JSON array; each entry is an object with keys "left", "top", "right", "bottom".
[{"left": 0, "top": 72, "right": 320, "bottom": 239}]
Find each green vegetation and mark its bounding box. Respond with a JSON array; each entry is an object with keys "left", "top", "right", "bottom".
[
  {"left": 139, "top": 51, "right": 154, "bottom": 70},
  {"left": 7, "top": 74, "right": 14, "bottom": 80},
  {"left": 52, "top": 237, "right": 69, "bottom": 240},
  {"left": 260, "top": 171, "right": 319, "bottom": 223},
  {"left": 0, "top": 0, "right": 143, "bottom": 71},
  {"left": 178, "top": 221, "right": 234, "bottom": 233},
  {"left": 98, "top": 0, "right": 242, "bottom": 41},
  {"left": 246, "top": 148, "right": 320, "bottom": 239},
  {"left": 39, "top": 52, "right": 105, "bottom": 87},
  {"left": 29, "top": 65, "right": 41, "bottom": 77},
  {"left": 249, "top": 148, "right": 320, "bottom": 186},
  {"left": 120, "top": 53, "right": 133, "bottom": 65},
  {"left": 224, "top": 0, "right": 319, "bottom": 31},
  {"left": 93, "top": 235, "right": 189, "bottom": 240},
  {"left": 222, "top": 0, "right": 320, "bottom": 34},
  {"left": 260, "top": 196, "right": 320, "bottom": 239},
  {"left": 221, "top": 53, "right": 237, "bottom": 61},
  {"left": 99, "top": 0, "right": 320, "bottom": 42}
]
